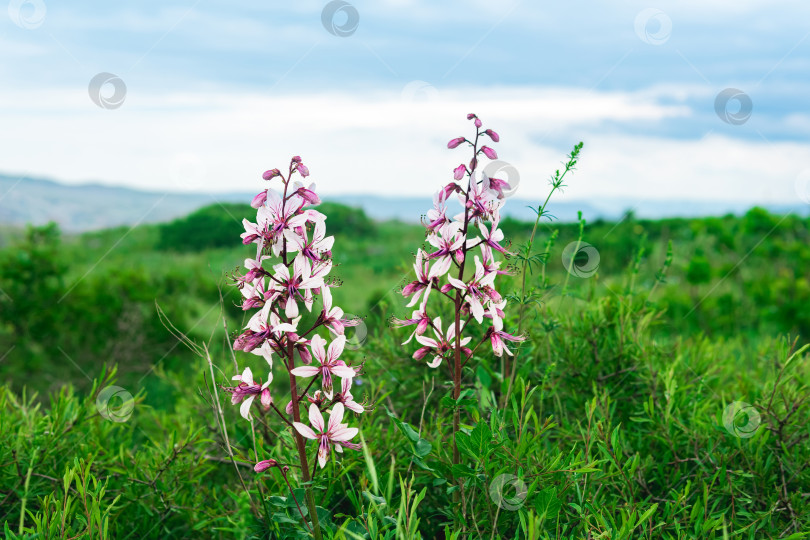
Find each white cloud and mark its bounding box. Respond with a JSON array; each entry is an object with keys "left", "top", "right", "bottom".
[{"left": 0, "top": 85, "right": 807, "bottom": 206}]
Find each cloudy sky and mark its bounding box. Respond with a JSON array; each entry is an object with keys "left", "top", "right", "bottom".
[{"left": 2, "top": 0, "right": 809, "bottom": 205}]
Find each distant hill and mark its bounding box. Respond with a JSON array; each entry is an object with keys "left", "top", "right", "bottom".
[{"left": 0, "top": 173, "right": 806, "bottom": 231}]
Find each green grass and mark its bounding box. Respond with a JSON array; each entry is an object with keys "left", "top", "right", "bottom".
[{"left": 1, "top": 203, "right": 809, "bottom": 538}]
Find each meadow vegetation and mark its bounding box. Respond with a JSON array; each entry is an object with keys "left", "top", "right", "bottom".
[{"left": 1, "top": 198, "right": 809, "bottom": 538}]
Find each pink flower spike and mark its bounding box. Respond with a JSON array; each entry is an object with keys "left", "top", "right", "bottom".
[
  {"left": 481, "top": 146, "right": 498, "bottom": 160},
  {"left": 453, "top": 164, "right": 466, "bottom": 181},
  {"left": 485, "top": 129, "right": 500, "bottom": 142},
  {"left": 250, "top": 190, "right": 268, "bottom": 209},
  {"left": 447, "top": 137, "right": 465, "bottom": 149}
]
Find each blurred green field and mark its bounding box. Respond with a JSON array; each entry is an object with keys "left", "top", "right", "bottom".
[{"left": 1, "top": 202, "right": 809, "bottom": 538}]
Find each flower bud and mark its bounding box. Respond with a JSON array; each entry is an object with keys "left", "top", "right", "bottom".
[
  {"left": 447, "top": 137, "right": 465, "bottom": 149},
  {"left": 474, "top": 118, "right": 482, "bottom": 128},
  {"left": 441, "top": 182, "right": 459, "bottom": 199},
  {"left": 453, "top": 164, "right": 466, "bottom": 180},
  {"left": 254, "top": 459, "right": 278, "bottom": 473},
  {"left": 296, "top": 187, "right": 320, "bottom": 205},
  {"left": 262, "top": 168, "right": 281, "bottom": 180},
  {"left": 481, "top": 146, "right": 498, "bottom": 159},
  {"left": 485, "top": 129, "right": 500, "bottom": 142},
  {"left": 250, "top": 190, "right": 268, "bottom": 209},
  {"left": 466, "top": 113, "right": 476, "bottom": 120},
  {"left": 291, "top": 156, "right": 302, "bottom": 163},
  {"left": 297, "top": 164, "right": 310, "bottom": 177}
]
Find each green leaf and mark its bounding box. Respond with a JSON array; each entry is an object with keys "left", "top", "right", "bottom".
[
  {"left": 470, "top": 422, "right": 492, "bottom": 456},
  {"left": 476, "top": 366, "right": 492, "bottom": 388},
  {"left": 450, "top": 464, "right": 476, "bottom": 477},
  {"left": 454, "top": 432, "right": 475, "bottom": 460},
  {"left": 385, "top": 407, "right": 420, "bottom": 443},
  {"left": 362, "top": 491, "right": 386, "bottom": 507},
  {"left": 414, "top": 438, "right": 432, "bottom": 458},
  {"left": 534, "top": 487, "right": 562, "bottom": 521}
]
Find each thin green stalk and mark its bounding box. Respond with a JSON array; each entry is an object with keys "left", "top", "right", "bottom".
[
  {"left": 503, "top": 142, "right": 582, "bottom": 408},
  {"left": 19, "top": 448, "right": 37, "bottom": 534}
]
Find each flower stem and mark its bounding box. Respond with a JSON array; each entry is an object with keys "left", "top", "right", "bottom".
[{"left": 287, "top": 343, "right": 322, "bottom": 539}]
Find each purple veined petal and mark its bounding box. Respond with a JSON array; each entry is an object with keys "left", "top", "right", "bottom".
[
  {"left": 346, "top": 400, "right": 365, "bottom": 413},
  {"left": 491, "top": 334, "right": 504, "bottom": 357},
  {"left": 240, "top": 395, "right": 256, "bottom": 420},
  {"left": 293, "top": 254, "right": 309, "bottom": 278},
  {"left": 317, "top": 448, "right": 328, "bottom": 468},
  {"left": 328, "top": 403, "right": 345, "bottom": 431},
  {"left": 331, "top": 426, "right": 358, "bottom": 442},
  {"left": 272, "top": 322, "right": 298, "bottom": 335},
  {"left": 287, "top": 214, "right": 309, "bottom": 228},
  {"left": 290, "top": 366, "right": 320, "bottom": 377},
  {"left": 293, "top": 421, "right": 318, "bottom": 440},
  {"left": 308, "top": 403, "right": 325, "bottom": 432},
  {"left": 341, "top": 377, "right": 352, "bottom": 395},
  {"left": 318, "top": 236, "right": 335, "bottom": 252},
  {"left": 446, "top": 276, "right": 466, "bottom": 290},
  {"left": 283, "top": 229, "right": 305, "bottom": 252},
  {"left": 427, "top": 355, "right": 443, "bottom": 368},
  {"left": 266, "top": 189, "right": 283, "bottom": 207},
  {"left": 273, "top": 262, "right": 290, "bottom": 281},
  {"left": 414, "top": 334, "right": 439, "bottom": 348},
  {"left": 331, "top": 364, "right": 356, "bottom": 379},
  {"left": 305, "top": 209, "right": 327, "bottom": 223},
  {"left": 310, "top": 334, "right": 327, "bottom": 363},
  {"left": 405, "top": 287, "right": 425, "bottom": 308},
  {"left": 328, "top": 335, "right": 346, "bottom": 362},
  {"left": 261, "top": 372, "right": 273, "bottom": 389},
  {"left": 321, "top": 285, "right": 333, "bottom": 312},
  {"left": 479, "top": 271, "right": 497, "bottom": 288},
  {"left": 428, "top": 256, "right": 452, "bottom": 279},
  {"left": 241, "top": 367, "right": 254, "bottom": 386},
  {"left": 334, "top": 443, "right": 344, "bottom": 453},
  {"left": 470, "top": 297, "right": 485, "bottom": 323},
  {"left": 413, "top": 346, "right": 431, "bottom": 360},
  {"left": 261, "top": 388, "right": 272, "bottom": 407},
  {"left": 285, "top": 296, "right": 299, "bottom": 318},
  {"left": 299, "top": 276, "right": 324, "bottom": 291}
]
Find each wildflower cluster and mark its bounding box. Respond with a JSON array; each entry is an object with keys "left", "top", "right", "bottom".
[
  {"left": 395, "top": 114, "right": 525, "bottom": 371},
  {"left": 224, "top": 156, "right": 364, "bottom": 536}
]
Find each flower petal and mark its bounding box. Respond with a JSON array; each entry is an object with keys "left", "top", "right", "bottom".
[
  {"left": 309, "top": 403, "right": 325, "bottom": 432},
  {"left": 240, "top": 395, "right": 255, "bottom": 420},
  {"left": 293, "top": 421, "right": 317, "bottom": 439}
]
